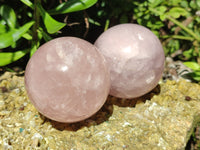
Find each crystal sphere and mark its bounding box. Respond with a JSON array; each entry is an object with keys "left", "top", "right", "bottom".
[
  {"left": 94, "top": 24, "right": 165, "bottom": 98},
  {"left": 25, "top": 37, "right": 110, "bottom": 123}
]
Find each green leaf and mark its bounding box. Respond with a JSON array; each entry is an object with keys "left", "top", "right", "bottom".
[
  {"left": 194, "top": 71, "right": 200, "bottom": 76},
  {"left": 147, "top": 20, "right": 164, "bottom": 29},
  {"left": 20, "top": 0, "right": 34, "bottom": 9},
  {"left": 148, "top": 0, "right": 164, "bottom": 7},
  {"left": 190, "top": 1, "right": 197, "bottom": 9},
  {"left": 0, "top": 5, "right": 17, "bottom": 29},
  {"left": 197, "top": 0, "right": 200, "bottom": 8},
  {"left": 0, "top": 21, "right": 35, "bottom": 49},
  {"left": 166, "top": 7, "right": 189, "bottom": 18},
  {"left": 183, "top": 62, "right": 200, "bottom": 71},
  {"left": 48, "top": 0, "right": 98, "bottom": 15},
  {"left": 148, "top": 6, "right": 167, "bottom": 20},
  {"left": 188, "top": 72, "right": 200, "bottom": 81},
  {"left": 160, "top": 14, "right": 166, "bottom": 21},
  {"left": 193, "top": 76, "right": 200, "bottom": 81},
  {"left": 0, "top": 49, "right": 29, "bottom": 66},
  {"left": 0, "top": 23, "right": 7, "bottom": 34},
  {"left": 155, "top": 6, "right": 167, "bottom": 16},
  {"left": 104, "top": 19, "right": 110, "bottom": 31},
  {"left": 180, "top": 1, "right": 189, "bottom": 8},
  {"left": 88, "top": 18, "right": 101, "bottom": 26},
  {"left": 30, "top": 43, "right": 38, "bottom": 57},
  {"left": 22, "top": 33, "right": 33, "bottom": 40},
  {"left": 37, "top": 3, "right": 66, "bottom": 34},
  {"left": 38, "top": 29, "right": 52, "bottom": 42},
  {"left": 182, "top": 49, "right": 193, "bottom": 59},
  {"left": 169, "top": 0, "right": 182, "bottom": 5}
]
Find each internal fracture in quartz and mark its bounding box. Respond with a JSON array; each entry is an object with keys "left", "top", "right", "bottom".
[
  {"left": 25, "top": 37, "right": 110, "bottom": 123},
  {"left": 95, "top": 24, "right": 165, "bottom": 99}
]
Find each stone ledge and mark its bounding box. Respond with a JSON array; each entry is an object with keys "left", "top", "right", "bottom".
[{"left": 0, "top": 72, "right": 199, "bottom": 149}]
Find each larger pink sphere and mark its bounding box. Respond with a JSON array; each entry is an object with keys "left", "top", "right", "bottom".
[
  {"left": 25, "top": 37, "right": 110, "bottom": 123},
  {"left": 94, "top": 24, "right": 165, "bottom": 98}
]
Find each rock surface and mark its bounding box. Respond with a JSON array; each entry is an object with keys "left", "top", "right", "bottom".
[{"left": 0, "top": 72, "right": 200, "bottom": 149}]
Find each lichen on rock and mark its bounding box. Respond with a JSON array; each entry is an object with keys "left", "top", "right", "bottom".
[{"left": 0, "top": 72, "right": 200, "bottom": 149}]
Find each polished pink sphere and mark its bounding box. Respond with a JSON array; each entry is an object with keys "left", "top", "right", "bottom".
[
  {"left": 94, "top": 24, "right": 165, "bottom": 98},
  {"left": 25, "top": 37, "right": 110, "bottom": 123}
]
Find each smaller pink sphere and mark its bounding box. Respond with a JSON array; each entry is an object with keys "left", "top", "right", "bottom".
[
  {"left": 94, "top": 24, "right": 165, "bottom": 98},
  {"left": 25, "top": 37, "right": 110, "bottom": 123}
]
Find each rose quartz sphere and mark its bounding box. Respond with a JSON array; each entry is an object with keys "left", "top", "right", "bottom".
[
  {"left": 25, "top": 37, "right": 110, "bottom": 123},
  {"left": 94, "top": 24, "right": 165, "bottom": 98}
]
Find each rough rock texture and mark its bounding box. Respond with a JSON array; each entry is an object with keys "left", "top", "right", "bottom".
[{"left": 0, "top": 72, "right": 200, "bottom": 150}]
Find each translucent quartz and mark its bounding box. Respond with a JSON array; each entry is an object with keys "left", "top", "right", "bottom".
[
  {"left": 25, "top": 37, "right": 110, "bottom": 123},
  {"left": 95, "top": 24, "right": 165, "bottom": 98}
]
